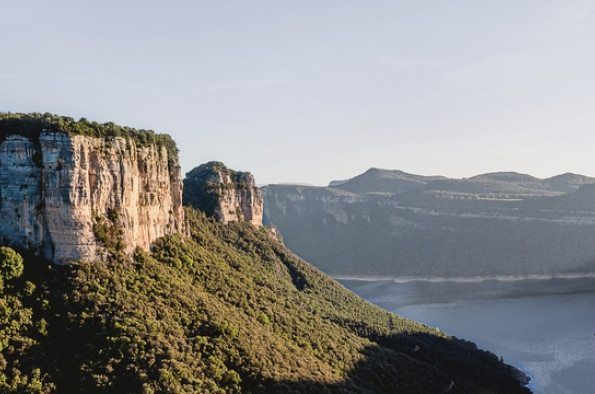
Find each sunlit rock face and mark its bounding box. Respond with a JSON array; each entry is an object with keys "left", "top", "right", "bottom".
[
  {"left": 183, "top": 161, "right": 263, "bottom": 227},
  {"left": 0, "top": 132, "right": 184, "bottom": 264},
  {"left": 210, "top": 170, "right": 263, "bottom": 226}
]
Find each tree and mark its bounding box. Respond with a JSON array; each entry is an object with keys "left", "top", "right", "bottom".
[{"left": 0, "top": 247, "right": 24, "bottom": 282}]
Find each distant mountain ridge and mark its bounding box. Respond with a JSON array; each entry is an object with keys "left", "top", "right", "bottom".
[
  {"left": 263, "top": 168, "right": 595, "bottom": 278},
  {"left": 331, "top": 169, "right": 595, "bottom": 197},
  {"left": 331, "top": 168, "right": 447, "bottom": 194}
]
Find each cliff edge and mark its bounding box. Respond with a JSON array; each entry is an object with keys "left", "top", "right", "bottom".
[
  {"left": 0, "top": 113, "right": 184, "bottom": 264},
  {"left": 183, "top": 161, "right": 263, "bottom": 226}
]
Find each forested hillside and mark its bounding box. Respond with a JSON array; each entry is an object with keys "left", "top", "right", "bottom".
[{"left": 0, "top": 208, "right": 529, "bottom": 393}]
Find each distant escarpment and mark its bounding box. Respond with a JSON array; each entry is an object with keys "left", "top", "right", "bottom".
[
  {"left": 263, "top": 168, "right": 595, "bottom": 277},
  {"left": 183, "top": 161, "right": 263, "bottom": 226},
  {"left": 0, "top": 113, "right": 184, "bottom": 264}
]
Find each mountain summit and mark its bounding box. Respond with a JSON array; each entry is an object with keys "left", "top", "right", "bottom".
[{"left": 331, "top": 168, "right": 446, "bottom": 194}]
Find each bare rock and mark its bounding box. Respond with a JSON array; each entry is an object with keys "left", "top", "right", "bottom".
[
  {"left": 0, "top": 131, "right": 184, "bottom": 264},
  {"left": 183, "top": 161, "right": 263, "bottom": 226}
]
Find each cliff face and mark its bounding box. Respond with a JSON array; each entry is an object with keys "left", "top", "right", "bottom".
[
  {"left": 183, "top": 161, "right": 263, "bottom": 226},
  {"left": 210, "top": 170, "right": 263, "bottom": 226},
  {"left": 0, "top": 131, "right": 184, "bottom": 264},
  {"left": 262, "top": 169, "right": 595, "bottom": 277}
]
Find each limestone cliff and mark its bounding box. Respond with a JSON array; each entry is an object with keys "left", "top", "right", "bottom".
[
  {"left": 183, "top": 161, "right": 263, "bottom": 226},
  {"left": 0, "top": 126, "right": 184, "bottom": 264}
]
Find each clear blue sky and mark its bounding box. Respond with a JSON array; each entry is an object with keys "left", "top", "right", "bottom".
[{"left": 2, "top": 1, "right": 595, "bottom": 185}]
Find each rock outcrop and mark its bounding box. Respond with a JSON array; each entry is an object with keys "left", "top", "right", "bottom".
[
  {"left": 183, "top": 161, "right": 263, "bottom": 226},
  {"left": 0, "top": 130, "right": 184, "bottom": 264}
]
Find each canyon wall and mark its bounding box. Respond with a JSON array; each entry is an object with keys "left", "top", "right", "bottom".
[{"left": 0, "top": 131, "right": 184, "bottom": 264}]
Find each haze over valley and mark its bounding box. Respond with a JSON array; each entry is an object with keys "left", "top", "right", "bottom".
[{"left": 263, "top": 168, "right": 595, "bottom": 278}]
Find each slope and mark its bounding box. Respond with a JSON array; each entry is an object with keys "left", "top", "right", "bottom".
[{"left": 0, "top": 208, "right": 529, "bottom": 393}]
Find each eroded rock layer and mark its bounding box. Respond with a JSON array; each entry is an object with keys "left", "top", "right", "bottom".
[
  {"left": 0, "top": 131, "right": 184, "bottom": 264},
  {"left": 183, "top": 161, "right": 263, "bottom": 226}
]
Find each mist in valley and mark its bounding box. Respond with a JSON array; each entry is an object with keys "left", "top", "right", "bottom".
[{"left": 339, "top": 277, "right": 595, "bottom": 393}]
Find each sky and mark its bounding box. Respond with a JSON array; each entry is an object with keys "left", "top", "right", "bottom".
[{"left": 2, "top": 1, "right": 595, "bottom": 186}]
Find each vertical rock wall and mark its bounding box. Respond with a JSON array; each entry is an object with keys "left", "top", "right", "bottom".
[
  {"left": 211, "top": 171, "right": 263, "bottom": 226},
  {"left": 183, "top": 161, "right": 263, "bottom": 227},
  {"left": 0, "top": 131, "right": 184, "bottom": 264}
]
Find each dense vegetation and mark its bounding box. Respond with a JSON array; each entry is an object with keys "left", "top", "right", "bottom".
[
  {"left": 0, "top": 207, "right": 529, "bottom": 393},
  {"left": 0, "top": 113, "right": 178, "bottom": 158}
]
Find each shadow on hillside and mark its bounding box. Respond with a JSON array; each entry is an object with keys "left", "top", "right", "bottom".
[{"left": 251, "top": 332, "right": 531, "bottom": 394}]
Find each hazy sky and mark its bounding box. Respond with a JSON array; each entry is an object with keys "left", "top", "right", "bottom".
[{"left": 2, "top": 1, "right": 595, "bottom": 185}]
